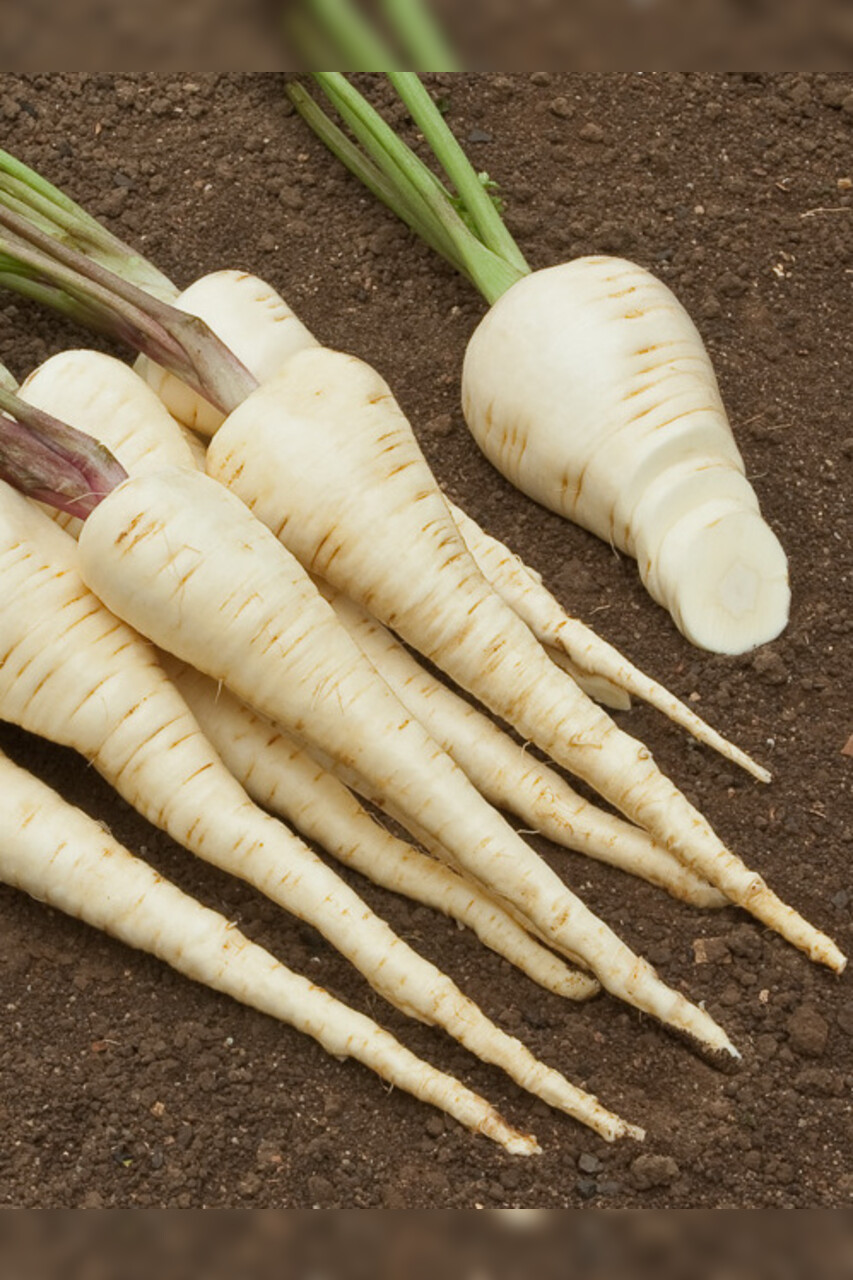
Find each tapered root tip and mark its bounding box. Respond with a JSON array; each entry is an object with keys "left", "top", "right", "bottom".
[
  {"left": 600, "top": 1116, "right": 646, "bottom": 1143},
  {"left": 666, "top": 993, "right": 740, "bottom": 1064},
  {"left": 739, "top": 877, "right": 846, "bottom": 975},
  {"left": 503, "top": 1131, "right": 542, "bottom": 1156},
  {"left": 819, "top": 942, "right": 847, "bottom": 975}
]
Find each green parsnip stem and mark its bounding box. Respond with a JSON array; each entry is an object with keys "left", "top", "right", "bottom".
[
  {"left": 304, "top": 73, "right": 523, "bottom": 302},
  {"left": 0, "top": 749, "right": 536, "bottom": 1155},
  {"left": 0, "top": 202, "right": 255, "bottom": 414},
  {"left": 0, "top": 149, "right": 176, "bottom": 300}
]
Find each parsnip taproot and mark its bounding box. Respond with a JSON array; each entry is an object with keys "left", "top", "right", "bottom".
[
  {"left": 459, "top": 259, "right": 790, "bottom": 655},
  {"left": 0, "top": 481, "right": 642, "bottom": 1134},
  {"left": 0, "top": 749, "right": 536, "bottom": 1155},
  {"left": 165, "top": 655, "right": 599, "bottom": 1002}
]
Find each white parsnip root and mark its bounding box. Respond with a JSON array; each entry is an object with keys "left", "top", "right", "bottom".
[
  {"left": 164, "top": 656, "right": 600, "bottom": 1002},
  {"left": 448, "top": 502, "right": 772, "bottom": 784},
  {"left": 0, "top": 749, "right": 537, "bottom": 1154},
  {"left": 460, "top": 259, "right": 791, "bottom": 654},
  {"left": 318, "top": 584, "right": 728, "bottom": 911}
]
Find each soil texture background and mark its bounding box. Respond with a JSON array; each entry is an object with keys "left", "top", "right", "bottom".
[{"left": 0, "top": 72, "right": 851, "bottom": 1209}]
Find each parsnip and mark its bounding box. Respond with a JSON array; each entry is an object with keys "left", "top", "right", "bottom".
[
  {"left": 0, "top": 748, "right": 537, "bottom": 1154},
  {"left": 460, "top": 259, "right": 790, "bottom": 655}
]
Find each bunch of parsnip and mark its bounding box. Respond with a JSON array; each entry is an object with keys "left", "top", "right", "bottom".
[{"left": 0, "top": 129, "right": 843, "bottom": 1157}]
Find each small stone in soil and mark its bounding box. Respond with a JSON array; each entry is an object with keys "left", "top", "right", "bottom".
[
  {"left": 631, "top": 1154, "right": 680, "bottom": 1190},
  {"left": 426, "top": 413, "right": 454, "bottom": 437},
  {"left": 755, "top": 1034, "right": 778, "bottom": 1060},
  {"left": 579, "top": 122, "right": 605, "bottom": 143},
  {"left": 578, "top": 1153, "right": 602, "bottom": 1174},
  {"left": 836, "top": 1002, "right": 853, "bottom": 1036},
  {"left": 308, "top": 1175, "right": 335, "bottom": 1204},
  {"left": 549, "top": 97, "right": 575, "bottom": 119},
  {"left": 786, "top": 1005, "right": 829, "bottom": 1057},
  {"left": 693, "top": 937, "right": 731, "bottom": 965},
  {"left": 752, "top": 648, "right": 789, "bottom": 685}
]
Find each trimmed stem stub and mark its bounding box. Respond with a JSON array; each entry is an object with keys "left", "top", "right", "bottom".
[
  {"left": 0, "top": 382, "right": 127, "bottom": 518},
  {"left": 0, "top": 204, "right": 258, "bottom": 415}
]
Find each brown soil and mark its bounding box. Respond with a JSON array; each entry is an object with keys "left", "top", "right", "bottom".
[{"left": 0, "top": 72, "right": 851, "bottom": 1209}]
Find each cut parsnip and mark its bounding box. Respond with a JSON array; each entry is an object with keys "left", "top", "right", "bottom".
[
  {"left": 647, "top": 499, "right": 790, "bottom": 655},
  {"left": 461, "top": 257, "right": 790, "bottom": 653}
]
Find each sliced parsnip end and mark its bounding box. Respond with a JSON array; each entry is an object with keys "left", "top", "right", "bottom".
[{"left": 654, "top": 507, "right": 790, "bottom": 656}]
